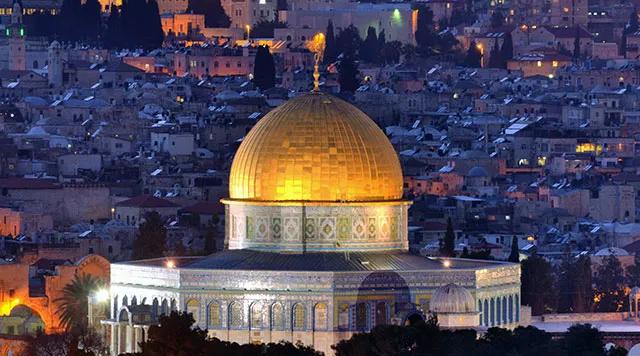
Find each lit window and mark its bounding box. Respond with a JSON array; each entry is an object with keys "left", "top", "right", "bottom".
[
  {"left": 536, "top": 61, "right": 542, "bottom": 67},
  {"left": 292, "top": 303, "right": 305, "bottom": 329},
  {"left": 552, "top": 60, "right": 558, "bottom": 67}
]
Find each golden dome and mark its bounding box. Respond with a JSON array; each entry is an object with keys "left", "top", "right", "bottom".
[{"left": 229, "top": 93, "right": 403, "bottom": 202}]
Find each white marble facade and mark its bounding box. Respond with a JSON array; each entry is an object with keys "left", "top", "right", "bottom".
[{"left": 105, "top": 260, "right": 521, "bottom": 355}]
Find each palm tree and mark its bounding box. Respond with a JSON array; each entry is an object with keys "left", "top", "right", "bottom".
[{"left": 54, "top": 273, "right": 105, "bottom": 335}]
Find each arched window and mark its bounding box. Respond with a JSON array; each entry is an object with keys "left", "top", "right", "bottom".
[
  {"left": 375, "top": 302, "right": 388, "bottom": 326},
  {"left": 314, "top": 303, "right": 327, "bottom": 330},
  {"left": 250, "top": 302, "right": 264, "bottom": 329},
  {"left": 152, "top": 298, "right": 159, "bottom": 320},
  {"left": 292, "top": 303, "right": 305, "bottom": 330},
  {"left": 208, "top": 302, "right": 221, "bottom": 328},
  {"left": 161, "top": 299, "right": 169, "bottom": 315},
  {"left": 478, "top": 300, "right": 483, "bottom": 325},
  {"left": 186, "top": 299, "right": 200, "bottom": 325},
  {"left": 170, "top": 299, "right": 177, "bottom": 311},
  {"left": 271, "top": 303, "right": 284, "bottom": 330},
  {"left": 229, "top": 302, "right": 243, "bottom": 328},
  {"left": 496, "top": 297, "right": 501, "bottom": 325},
  {"left": 338, "top": 303, "right": 349, "bottom": 330},
  {"left": 356, "top": 302, "right": 367, "bottom": 330}
]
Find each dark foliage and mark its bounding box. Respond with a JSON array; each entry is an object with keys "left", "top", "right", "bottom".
[
  {"left": 132, "top": 211, "right": 167, "bottom": 260},
  {"left": 187, "top": 0, "right": 230, "bottom": 28},
  {"left": 253, "top": 45, "right": 276, "bottom": 90}
]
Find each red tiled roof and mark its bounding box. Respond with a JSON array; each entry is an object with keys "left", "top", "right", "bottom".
[
  {"left": 116, "top": 195, "right": 179, "bottom": 208},
  {"left": 181, "top": 201, "right": 224, "bottom": 215},
  {"left": 0, "top": 178, "right": 59, "bottom": 189}
]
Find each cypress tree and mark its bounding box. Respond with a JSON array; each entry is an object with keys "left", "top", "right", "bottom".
[
  {"left": 464, "top": 41, "right": 482, "bottom": 67},
  {"left": 488, "top": 38, "right": 502, "bottom": 68},
  {"left": 500, "top": 32, "right": 513, "bottom": 64},
  {"left": 508, "top": 236, "right": 519, "bottom": 262},
  {"left": 337, "top": 54, "right": 359, "bottom": 93},
  {"left": 253, "top": 45, "right": 276, "bottom": 90},
  {"left": 324, "top": 20, "right": 337, "bottom": 64},
  {"left": 415, "top": 6, "right": 437, "bottom": 57},
  {"left": 103, "top": 7, "right": 123, "bottom": 49},
  {"left": 441, "top": 217, "right": 456, "bottom": 257},
  {"left": 360, "top": 26, "right": 378, "bottom": 63},
  {"left": 146, "top": 0, "right": 165, "bottom": 50},
  {"left": 132, "top": 212, "right": 167, "bottom": 260},
  {"left": 59, "top": 0, "right": 82, "bottom": 43},
  {"left": 187, "top": 0, "right": 230, "bottom": 28},
  {"left": 81, "top": 0, "right": 101, "bottom": 44}
]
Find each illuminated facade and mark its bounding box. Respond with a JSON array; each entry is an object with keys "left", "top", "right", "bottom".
[{"left": 103, "top": 93, "right": 522, "bottom": 355}]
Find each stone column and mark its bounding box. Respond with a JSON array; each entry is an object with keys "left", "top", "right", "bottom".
[
  {"left": 134, "top": 327, "right": 144, "bottom": 352},
  {"left": 127, "top": 325, "right": 135, "bottom": 353},
  {"left": 110, "top": 324, "right": 118, "bottom": 356}
]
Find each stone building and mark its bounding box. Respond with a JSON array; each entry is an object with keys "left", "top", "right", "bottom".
[{"left": 102, "top": 92, "right": 522, "bottom": 355}]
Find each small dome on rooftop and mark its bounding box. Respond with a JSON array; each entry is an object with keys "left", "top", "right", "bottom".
[
  {"left": 595, "top": 247, "right": 629, "bottom": 256},
  {"left": 467, "top": 166, "right": 489, "bottom": 177},
  {"left": 431, "top": 283, "right": 476, "bottom": 314}
]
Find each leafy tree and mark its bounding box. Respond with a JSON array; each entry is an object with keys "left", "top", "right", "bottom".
[
  {"left": 360, "top": 26, "right": 378, "bottom": 63},
  {"left": 558, "top": 253, "right": 593, "bottom": 313},
  {"left": 24, "top": 332, "right": 75, "bottom": 356},
  {"left": 380, "top": 40, "right": 402, "bottom": 65},
  {"left": 337, "top": 55, "right": 359, "bottom": 93},
  {"left": 24, "top": 11, "right": 58, "bottom": 40},
  {"left": 464, "top": 41, "right": 482, "bottom": 67},
  {"left": 59, "top": 0, "right": 82, "bottom": 43},
  {"left": 132, "top": 211, "right": 167, "bottom": 260},
  {"left": 501, "top": 31, "right": 514, "bottom": 63},
  {"left": 324, "top": 20, "right": 337, "bottom": 64},
  {"left": 250, "top": 19, "right": 287, "bottom": 38},
  {"left": 141, "top": 311, "right": 209, "bottom": 355},
  {"left": 626, "top": 254, "right": 640, "bottom": 287},
  {"left": 336, "top": 25, "right": 362, "bottom": 57},
  {"left": 415, "top": 6, "right": 438, "bottom": 57},
  {"left": 253, "top": 45, "right": 276, "bottom": 90},
  {"left": 488, "top": 38, "right": 503, "bottom": 68},
  {"left": 490, "top": 10, "right": 504, "bottom": 29},
  {"left": 521, "top": 254, "right": 555, "bottom": 315},
  {"left": 54, "top": 274, "right": 105, "bottom": 335},
  {"left": 187, "top": 0, "right": 230, "bottom": 28},
  {"left": 441, "top": 217, "right": 456, "bottom": 257},
  {"left": 594, "top": 254, "right": 626, "bottom": 312},
  {"left": 103, "top": 7, "right": 123, "bottom": 49},
  {"left": 508, "top": 236, "right": 519, "bottom": 262},
  {"left": 81, "top": 0, "right": 101, "bottom": 44},
  {"left": 563, "top": 324, "right": 605, "bottom": 356}
]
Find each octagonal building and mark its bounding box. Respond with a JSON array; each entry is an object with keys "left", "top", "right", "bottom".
[{"left": 104, "top": 92, "right": 521, "bottom": 355}]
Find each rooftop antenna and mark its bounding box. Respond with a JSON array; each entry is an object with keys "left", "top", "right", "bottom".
[{"left": 306, "top": 32, "right": 326, "bottom": 92}]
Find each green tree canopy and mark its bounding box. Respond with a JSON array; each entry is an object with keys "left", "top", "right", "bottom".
[{"left": 132, "top": 211, "right": 167, "bottom": 260}]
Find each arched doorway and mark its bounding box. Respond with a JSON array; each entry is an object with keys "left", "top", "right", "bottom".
[{"left": 0, "top": 305, "right": 45, "bottom": 336}]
